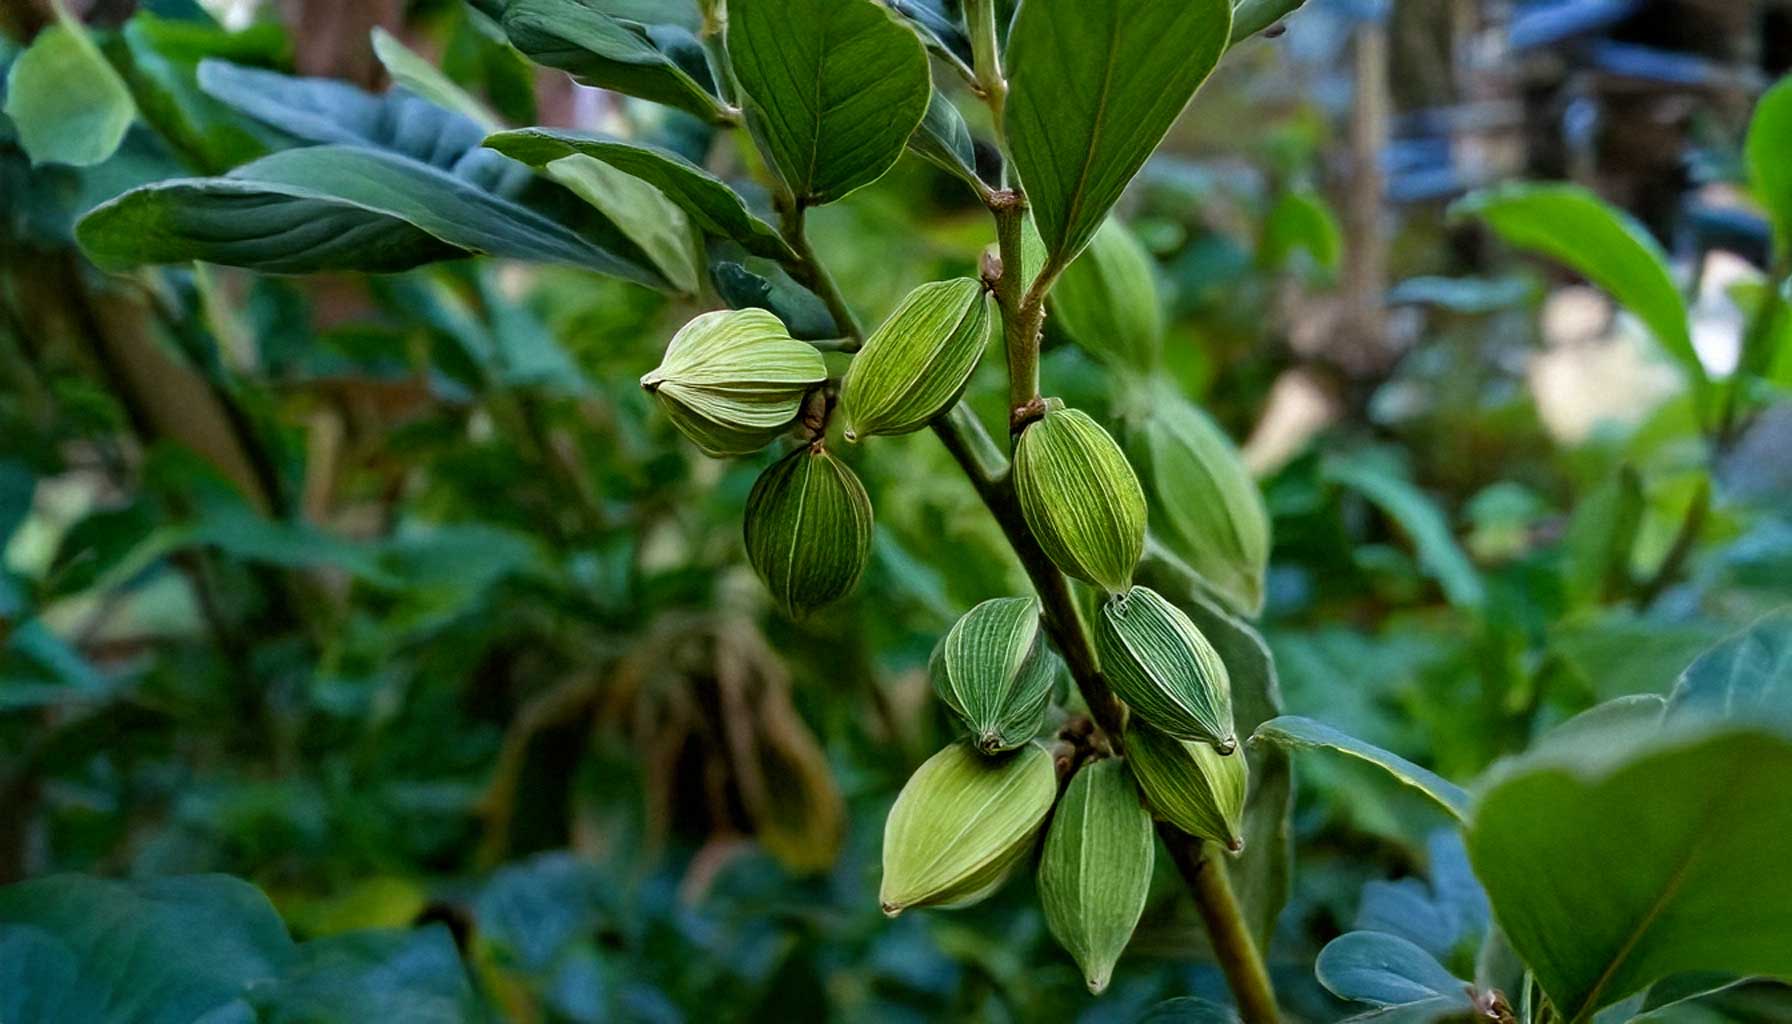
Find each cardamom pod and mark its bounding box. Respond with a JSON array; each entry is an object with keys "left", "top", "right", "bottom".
[
  {"left": 1124, "top": 379, "right": 1270, "bottom": 616},
  {"left": 1038, "top": 758, "right": 1154, "bottom": 993},
  {"left": 1123, "top": 719, "right": 1246, "bottom": 851},
  {"left": 839, "top": 277, "right": 992, "bottom": 440},
  {"left": 1050, "top": 216, "right": 1163, "bottom": 372},
  {"left": 641, "top": 308, "right": 826, "bottom": 457},
  {"left": 880, "top": 740, "right": 1056, "bottom": 915},
  {"left": 743, "top": 444, "right": 873, "bottom": 619},
  {"left": 1013, "top": 401, "right": 1147, "bottom": 595},
  {"left": 930, "top": 597, "right": 1060, "bottom": 753},
  {"left": 1097, "top": 585, "right": 1235, "bottom": 751}
]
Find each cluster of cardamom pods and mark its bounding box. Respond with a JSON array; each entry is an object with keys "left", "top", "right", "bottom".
[{"left": 646, "top": 264, "right": 1261, "bottom": 993}]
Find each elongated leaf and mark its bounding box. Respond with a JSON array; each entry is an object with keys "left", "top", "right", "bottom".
[
  {"left": 499, "top": 0, "right": 729, "bottom": 123},
  {"left": 1454, "top": 183, "right": 1706, "bottom": 403},
  {"left": 1468, "top": 727, "right": 1792, "bottom": 1021},
  {"left": 1632, "top": 979, "right": 1792, "bottom": 1023},
  {"left": 486, "top": 127, "right": 793, "bottom": 259},
  {"left": 118, "top": 13, "right": 288, "bottom": 173},
  {"left": 1317, "top": 931, "right": 1472, "bottom": 1010},
  {"left": 1231, "top": 0, "right": 1309, "bottom": 46},
  {"left": 1746, "top": 75, "right": 1792, "bottom": 255},
  {"left": 910, "top": 89, "right": 984, "bottom": 196},
  {"left": 370, "top": 25, "right": 500, "bottom": 128},
  {"left": 1007, "top": 0, "right": 1231, "bottom": 272},
  {"left": 78, "top": 145, "right": 664, "bottom": 282},
  {"left": 4, "top": 12, "right": 137, "bottom": 166},
  {"left": 727, "top": 0, "right": 931, "bottom": 205},
  {"left": 1666, "top": 608, "right": 1792, "bottom": 724},
  {"left": 1324, "top": 451, "right": 1485, "bottom": 609},
  {"left": 1250, "top": 715, "right": 1470, "bottom": 821}
]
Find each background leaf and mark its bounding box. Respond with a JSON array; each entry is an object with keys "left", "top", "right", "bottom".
[
  {"left": 1249, "top": 715, "right": 1470, "bottom": 821},
  {"left": 3, "top": 12, "right": 137, "bottom": 167},
  {"left": 1746, "top": 75, "right": 1792, "bottom": 255}
]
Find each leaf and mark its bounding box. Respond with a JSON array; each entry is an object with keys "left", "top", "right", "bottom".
[
  {"left": 1230, "top": 0, "right": 1310, "bottom": 46},
  {"left": 1559, "top": 465, "right": 1644, "bottom": 607},
  {"left": 726, "top": 0, "right": 932, "bottom": 205},
  {"left": 0, "top": 925, "right": 104, "bottom": 1024},
  {"left": 1666, "top": 608, "right": 1792, "bottom": 724},
  {"left": 1632, "top": 978, "right": 1792, "bottom": 1023},
  {"left": 1260, "top": 188, "right": 1342, "bottom": 273},
  {"left": 1453, "top": 183, "right": 1707, "bottom": 406},
  {"left": 709, "top": 244, "right": 839, "bottom": 339},
  {"left": 0, "top": 874, "right": 293, "bottom": 1024},
  {"left": 1324, "top": 450, "right": 1486, "bottom": 609},
  {"left": 1006, "top": 0, "right": 1232, "bottom": 272},
  {"left": 485, "top": 127, "right": 792, "bottom": 259},
  {"left": 1136, "top": 996, "right": 1244, "bottom": 1023},
  {"left": 3, "top": 9, "right": 137, "bottom": 167},
  {"left": 1467, "top": 727, "right": 1792, "bottom": 1020},
  {"left": 250, "top": 927, "right": 482, "bottom": 1023},
  {"left": 498, "top": 0, "right": 730, "bottom": 123},
  {"left": 1249, "top": 715, "right": 1471, "bottom": 821},
  {"left": 1353, "top": 831, "right": 1490, "bottom": 966},
  {"left": 118, "top": 12, "right": 289, "bottom": 173},
  {"left": 77, "top": 144, "right": 664, "bottom": 283},
  {"left": 1746, "top": 74, "right": 1792, "bottom": 255},
  {"left": 909, "top": 89, "right": 984, "bottom": 196},
  {"left": 370, "top": 25, "right": 501, "bottom": 129},
  {"left": 1317, "top": 931, "right": 1473, "bottom": 1010}
]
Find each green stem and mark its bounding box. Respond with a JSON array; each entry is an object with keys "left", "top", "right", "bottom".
[
  {"left": 988, "top": 192, "right": 1046, "bottom": 419},
  {"left": 1162, "top": 831, "right": 1284, "bottom": 1024},
  {"left": 779, "top": 200, "right": 864, "bottom": 345},
  {"left": 964, "top": 0, "right": 1007, "bottom": 132}
]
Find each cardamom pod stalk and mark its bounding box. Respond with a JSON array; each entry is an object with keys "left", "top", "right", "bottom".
[
  {"left": 641, "top": 308, "right": 826, "bottom": 457},
  {"left": 1123, "top": 719, "right": 1246, "bottom": 851},
  {"left": 1049, "top": 216, "right": 1164, "bottom": 372},
  {"left": 839, "top": 277, "right": 992, "bottom": 440},
  {"left": 1097, "top": 585, "right": 1235, "bottom": 751},
  {"left": 930, "top": 597, "right": 1060, "bottom": 753},
  {"left": 743, "top": 444, "right": 873, "bottom": 619},
  {"left": 1038, "top": 758, "right": 1154, "bottom": 993},
  {"left": 1012, "top": 401, "right": 1147, "bottom": 595},
  {"left": 1124, "top": 379, "right": 1270, "bottom": 616},
  {"left": 880, "top": 740, "right": 1055, "bottom": 915}
]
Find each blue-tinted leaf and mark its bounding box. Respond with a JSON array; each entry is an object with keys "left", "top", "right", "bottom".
[{"left": 1317, "top": 931, "right": 1472, "bottom": 1008}]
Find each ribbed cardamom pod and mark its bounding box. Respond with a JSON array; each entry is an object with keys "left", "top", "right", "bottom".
[
  {"left": 1012, "top": 401, "right": 1147, "bottom": 595},
  {"left": 641, "top": 309, "right": 826, "bottom": 457},
  {"left": 1124, "top": 380, "right": 1270, "bottom": 617},
  {"left": 930, "top": 597, "right": 1060, "bottom": 753},
  {"left": 839, "top": 278, "right": 992, "bottom": 440},
  {"left": 1097, "top": 585, "right": 1235, "bottom": 751},
  {"left": 1050, "top": 216, "right": 1164, "bottom": 372},
  {"left": 880, "top": 740, "right": 1055, "bottom": 915},
  {"left": 743, "top": 444, "right": 873, "bottom": 619},
  {"left": 1123, "top": 719, "right": 1247, "bottom": 851},
  {"left": 1038, "top": 758, "right": 1154, "bottom": 993}
]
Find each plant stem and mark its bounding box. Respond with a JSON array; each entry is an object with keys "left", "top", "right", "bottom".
[
  {"left": 1162, "top": 830, "right": 1284, "bottom": 1024},
  {"left": 988, "top": 191, "right": 1047, "bottom": 418},
  {"left": 964, "top": 0, "right": 1007, "bottom": 131},
  {"left": 778, "top": 199, "right": 864, "bottom": 345}
]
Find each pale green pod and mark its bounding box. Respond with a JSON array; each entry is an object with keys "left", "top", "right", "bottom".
[
  {"left": 641, "top": 309, "right": 826, "bottom": 457},
  {"left": 1038, "top": 758, "right": 1154, "bottom": 993},
  {"left": 839, "top": 278, "right": 992, "bottom": 440},
  {"left": 1123, "top": 719, "right": 1246, "bottom": 851},
  {"left": 1050, "top": 216, "right": 1163, "bottom": 371},
  {"left": 1124, "top": 380, "right": 1270, "bottom": 617},
  {"left": 930, "top": 597, "right": 1060, "bottom": 753},
  {"left": 1097, "top": 585, "right": 1235, "bottom": 751},
  {"left": 880, "top": 740, "right": 1056, "bottom": 915},
  {"left": 743, "top": 444, "right": 873, "bottom": 619},
  {"left": 1013, "top": 401, "right": 1147, "bottom": 595}
]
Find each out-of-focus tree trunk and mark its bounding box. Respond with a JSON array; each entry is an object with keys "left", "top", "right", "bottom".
[
  {"left": 278, "top": 0, "right": 405, "bottom": 86},
  {"left": 1339, "top": 18, "right": 1391, "bottom": 376}
]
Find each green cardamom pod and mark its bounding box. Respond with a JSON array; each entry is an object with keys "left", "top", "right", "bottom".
[
  {"left": 743, "top": 444, "right": 873, "bottom": 619},
  {"left": 930, "top": 597, "right": 1060, "bottom": 753},
  {"left": 880, "top": 740, "right": 1055, "bottom": 915},
  {"left": 1097, "top": 585, "right": 1235, "bottom": 751},
  {"left": 1124, "top": 379, "right": 1270, "bottom": 617},
  {"left": 1123, "top": 719, "right": 1246, "bottom": 851},
  {"left": 839, "top": 278, "right": 992, "bottom": 440},
  {"left": 1038, "top": 757, "right": 1154, "bottom": 993},
  {"left": 641, "top": 309, "right": 826, "bottom": 457},
  {"left": 1050, "top": 216, "right": 1163, "bottom": 372},
  {"left": 1013, "top": 401, "right": 1147, "bottom": 595}
]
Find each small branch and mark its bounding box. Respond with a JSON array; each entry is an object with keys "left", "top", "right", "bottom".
[
  {"left": 964, "top": 0, "right": 1008, "bottom": 132},
  {"left": 778, "top": 199, "right": 864, "bottom": 341},
  {"left": 987, "top": 190, "right": 1048, "bottom": 418},
  {"left": 1162, "top": 830, "right": 1284, "bottom": 1024}
]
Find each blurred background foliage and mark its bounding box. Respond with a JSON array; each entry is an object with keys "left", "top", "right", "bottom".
[{"left": 3, "top": 0, "right": 1791, "bottom": 1020}]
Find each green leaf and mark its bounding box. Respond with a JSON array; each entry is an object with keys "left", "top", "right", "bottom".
[
  {"left": 0, "top": 874, "right": 293, "bottom": 1024},
  {"left": 118, "top": 13, "right": 288, "bottom": 173},
  {"left": 726, "top": 0, "right": 932, "bottom": 205},
  {"left": 1317, "top": 931, "right": 1473, "bottom": 1011},
  {"left": 1324, "top": 450, "right": 1486, "bottom": 609},
  {"left": 1468, "top": 727, "right": 1792, "bottom": 1020},
  {"left": 3, "top": 10, "right": 138, "bottom": 167},
  {"left": 250, "top": 928, "right": 481, "bottom": 1023},
  {"left": 1260, "top": 188, "right": 1342, "bottom": 274},
  {"left": 1249, "top": 715, "right": 1470, "bottom": 821},
  {"left": 1038, "top": 758, "right": 1154, "bottom": 993},
  {"left": 1453, "top": 183, "right": 1707, "bottom": 407},
  {"left": 909, "top": 89, "right": 984, "bottom": 197},
  {"left": 0, "top": 925, "right": 104, "bottom": 1024},
  {"left": 1007, "top": 0, "right": 1231, "bottom": 272},
  {"left": 374, "top": 32, "right": 701, "bottom": 294},
  {"left": 1632, "top": 978, "right": 1792, "bottom": 1024},
  {"left": 77, "top": 145, "right": 665, "bottom": 282},
  {"left": 485, "top": 127, "right": 792, "bottom": 259},
  {"left": 1052, "top": 216, "right": 1165, "bottom": 371},
  {"left": 1666, "top": 608, "right": 1792, "bottom": 725},
  {"left": 1560, "top": 465, "right": 1644, "bottom": 608},
  {"left": 1230, "top": 0, "right": 1309, "bottom": 46},
  {"left": 498, "top": 0, "right": 729, "bottom": 123},
  {"left": 1746, "top": 74, "right": 1792, "bottom": 256},
  {"left": 1136, "top": 998, "right": 1243, "bottom": 1024}
]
